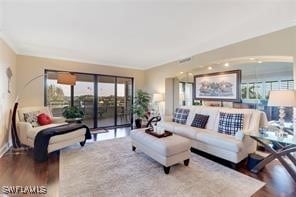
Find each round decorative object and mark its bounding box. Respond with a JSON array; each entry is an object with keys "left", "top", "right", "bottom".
[{"left": 37, "top": 113, "right": 52, "bottom": 126}]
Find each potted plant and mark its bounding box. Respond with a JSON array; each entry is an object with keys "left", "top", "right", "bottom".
[
  {"left": 133, "top": 89, "right": 151, "bottom": 128},
  {"left": 62, "top": 106, "right": 84, "bottom": 123}
]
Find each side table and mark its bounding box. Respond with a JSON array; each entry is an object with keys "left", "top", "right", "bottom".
[{"left": 248, "top": 131, "right": 296, "bottom": 182}]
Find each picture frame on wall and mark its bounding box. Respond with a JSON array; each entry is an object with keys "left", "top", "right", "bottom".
[{"left": 194, "top": 70, "right": 241, "bottom": 102}]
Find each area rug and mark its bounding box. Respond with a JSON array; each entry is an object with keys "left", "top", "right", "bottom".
[{"left": 60, "top": 137, "right": 265, "bottom": 197}]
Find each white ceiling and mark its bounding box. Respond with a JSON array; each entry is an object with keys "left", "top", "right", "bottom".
[{"left": 0, "top": 0, "right": 295, "bottom": 69}]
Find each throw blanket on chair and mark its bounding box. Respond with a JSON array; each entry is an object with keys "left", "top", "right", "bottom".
[{"left": 34, "top": 123, "right": 91, "bottom": 162}]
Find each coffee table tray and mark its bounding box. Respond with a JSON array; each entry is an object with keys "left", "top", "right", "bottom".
[{"left": 145, "top": 128, "right": 172, "bottom": 138}]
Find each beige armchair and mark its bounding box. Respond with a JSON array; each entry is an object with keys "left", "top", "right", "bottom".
[{"left": 16, "top": 106, "right": 87, "bottom": 153}]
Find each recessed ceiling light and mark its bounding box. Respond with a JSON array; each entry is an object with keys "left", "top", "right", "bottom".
[
  {"left": 180, "top": 71, "right": 183, "bottom": 74},
  {"left": 257, "top": 60, "right": 263, "bottom": 64},
  {"left": 249, "top": 58, "right": 255, "bottom": 61},
  {"left": 188, "top": 72, "right": 193, "bottom": 75},
  {"left": 208, "top": 66, "right": 212, "bottom": 70},
  {"left": 224, "top": 63, "right": 229, "bottom": 67}
]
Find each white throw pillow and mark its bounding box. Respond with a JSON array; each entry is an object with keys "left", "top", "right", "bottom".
[{"left": 235, "top": 130, "right": 245, "bottom": 141}]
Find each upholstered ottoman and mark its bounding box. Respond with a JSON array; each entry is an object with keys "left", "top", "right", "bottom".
[{"left": 131, "top": 128, "right": 191, "bottom": 174}]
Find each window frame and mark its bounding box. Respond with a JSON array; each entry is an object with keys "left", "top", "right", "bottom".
[{"left": 44, "top": 69, "right": 134, "bottom": 129}]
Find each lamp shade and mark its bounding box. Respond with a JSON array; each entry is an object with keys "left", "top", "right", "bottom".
[
  {"left": 153, "top": 93, "right": 164, "bottom": 102},
  {"left": 57, "top": 72, "right": 76, "bottom": 85},
  {"left": 268, "top": 90, "right": 296, "bottom": 107}
]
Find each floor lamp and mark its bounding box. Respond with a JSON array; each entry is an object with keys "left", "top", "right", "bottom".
[{"left": 11, "top": 72, "right": 76, "bottom": 150}]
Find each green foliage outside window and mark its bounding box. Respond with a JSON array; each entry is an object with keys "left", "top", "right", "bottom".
[{"left": 47, "top": 84, "right": 65, "bottom": 102}]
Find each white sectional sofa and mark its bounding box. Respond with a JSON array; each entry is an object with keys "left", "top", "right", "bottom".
[{"left": 162, "top": 106, "right": 268, "bottom": 164}]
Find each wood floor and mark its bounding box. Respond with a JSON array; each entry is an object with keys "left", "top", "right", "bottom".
[{"left": 0, "top": 128, "right": 295, "bottom": 197}]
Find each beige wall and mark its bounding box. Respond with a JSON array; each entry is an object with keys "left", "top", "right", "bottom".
[
  {"left": 16, "top": 55, "right": 145, "bottom": 107},
  {"left": 145, "top": 26, "right": 296, "bottom": 114},
  {"left": 145, "top": 26, "right": 296, "bottom": 94},
  {"left": 0, "top": 38, "right": 16, "bottom": 152}
]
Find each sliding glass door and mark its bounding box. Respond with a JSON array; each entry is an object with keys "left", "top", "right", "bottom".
[
  {"left": 45, "top": 70, "right": 133, "bottom": 129},
  {"left": 97, "top": 76, "right": 116, "bottom": 127},
  {"left": 96, "top": 76, "right": 133, "bottom": 128},
  {"left": 73, "top": 74, "right": 95, "bottom": 128},
  {"left": 116, "top": 77, "right": 133, "bottom": 125}
]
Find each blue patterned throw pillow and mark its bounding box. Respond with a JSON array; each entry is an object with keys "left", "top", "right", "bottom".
[
  {"left": 191, "top": 113, "right": 209, "bottom": 129},
  {"left": 218, "top": 112, "right": 244, "bottom": 136},
  {"left": 173, "top": 108, "right": 190, "bottom": 124}
]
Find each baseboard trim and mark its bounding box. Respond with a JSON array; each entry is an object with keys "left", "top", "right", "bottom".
[{"left": 0, "top": 142, "right": 10, "bottom": 158}]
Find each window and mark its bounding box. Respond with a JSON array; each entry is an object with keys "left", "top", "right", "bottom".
[
  {"left": 281, "top": 80, "right": 294, "bottom": 90},
  {"left": 179, "top": 82, "right": 193, "bottom": 106},
  {"left": 46, "top": 71, "right": 71, "bottom": 117},
  {"left": 265, "top": 81, "right": 280, "bottom": 99},
  {"left": 241, "top": 79, "right": 294, "bottom": 123},
  {"left": 73, "top": 74, "right": 95, "bottom": 128},
  {"left": 248, "top": 82, "right": 263, "bottom": 99},
  {"left": 241, "top": 82, "right": 263, "bottom": 100},
  {"left": 241, "top": 83, "right": 247, "bottom": 99},
  {"left": 45, "top": 70, "right": 134, "bottom": 129}
]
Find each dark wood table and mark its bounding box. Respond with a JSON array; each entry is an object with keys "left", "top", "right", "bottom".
[{"left": 248, "top": 131, "right": 296, "bottom": 182}]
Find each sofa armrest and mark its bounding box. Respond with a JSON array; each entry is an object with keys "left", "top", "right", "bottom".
[
  {"left": 242, "top": 130, "right": 258, "bottom": 153},
  {"left": 16, "top": 122, "right": 33, "bottom": 144},
  {"left": 243, "top": 129, "right": 258, "bottom": 135},
  {"left": 52, "top": 116, "right": 66, "bottom": 124}
]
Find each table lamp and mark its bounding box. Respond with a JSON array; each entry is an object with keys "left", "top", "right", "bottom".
[
  {"left": 268, "top": 90, "right": 296, "bottom": 137},
  {"left": 152, "top": 93, "right": 164, "bottom": 115}
]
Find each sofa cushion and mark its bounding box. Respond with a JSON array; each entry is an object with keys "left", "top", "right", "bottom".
[
  {"left": 49, "top": 128, "right": 86, "bottom": 144},
  {"left": 185, "top": 107, "right": 202, "bottom": 125},
  {"left": 191, "top": 113, "right": 209, "bottom": 129},
  {"left": 23, "top": 111, "right": 40, "bottom": 127},
  {"left": 27, "top": 123, "right": 86, "bottom": 144},
  {"left": 174, "top": 124, "right": 200, "bottom": 139},
  {"left": 26, "top": 123, "right": 67, "bottom": 139},
  {"left": 131, "top": 129, "right": 191, "bottom": 157},
  {"left": 162, "top": 121, "right": 179, "bottom": 132},
  {"left": 218, "top": 112, "right": 244, "bottom": 136},
  {"left": 196, "top": 131, "right": 243, "bottom": 152},
  {"left": 173, "top": 108, "right": 190, "bottom": 124}
]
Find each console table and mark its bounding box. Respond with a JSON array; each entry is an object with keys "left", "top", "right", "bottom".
[{"left": 248, "top": 131, "right": 296, "bottom": 182}]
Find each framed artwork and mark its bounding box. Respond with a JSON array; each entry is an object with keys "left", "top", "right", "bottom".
[
  {"left": 6, "top": 67, "right": 13, "bottom": 94},
  {"left": 194, "top": 70, "right": 241, "bottom": 102}
]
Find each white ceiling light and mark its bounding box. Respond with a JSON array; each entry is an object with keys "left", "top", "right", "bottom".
[
  {"left": 249, "top": 57, "right": 255, "bottom": 61},
  {"left": 257, "top": 60, "right": 263, "bottom": 64},
  {"left": 1, "top": 1, "right": 295, "bottom": 69},
  {"left": 224, "top": 63, "right": 230, "bottom": 67},
  {"left": 208, "top": 66, "right": 213, "bottom": 70}
]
